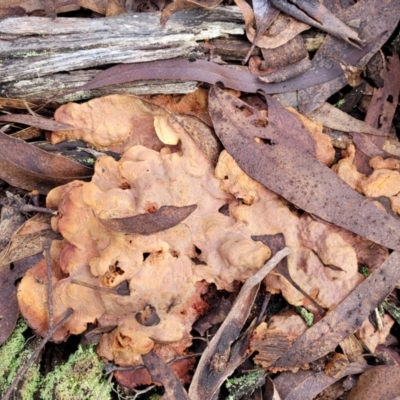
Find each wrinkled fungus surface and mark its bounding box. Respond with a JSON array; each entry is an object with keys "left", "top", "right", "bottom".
[
  {"left": 19, "top": 110, "right": 271, "bottom": 367},
  {"left": 18, "top": 94, "right": 390, "bottom": 375}
]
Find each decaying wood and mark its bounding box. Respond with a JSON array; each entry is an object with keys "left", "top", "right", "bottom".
[
  {"left": 0, "top": 70, "right": 199, "bottom": 102},
  {"left": 0, "top": 7, "right": 245, "bottom": 99}
]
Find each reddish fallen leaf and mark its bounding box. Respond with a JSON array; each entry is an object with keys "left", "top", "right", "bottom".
[
  {"left": 298, "top": 0, "right": 400, "bottom": 114},
  {"left": 272, "top": 251, "right": 400, "bottom": 368},
  {"left": 65, "top": 38, "right": 380, "bottom": 99},
  {"left": 99, "top": 204, "right": 197, "bottom": 235},
  {"left": 269, "top": 0, "right": 362, "bottom": 46},
  {"left": 208, "top": 86, "right": 400, "bottom": 251},
  {"left": 143, "top": 351, "right": 188, "bottom": 400},
  {"left": 0, "top": 113, "right": 73, "bottom": 131},
  {"left": 273, "top": 362, "right": 370, "bottom": 400},
  {"left": 0, "top": 132, "right": 92, "bottom": 193}
]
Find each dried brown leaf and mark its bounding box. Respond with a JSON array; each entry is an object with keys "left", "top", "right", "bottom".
[
  {"left": 234, "top": 0, "right": 310, "bottom": 50},
  {"left": 298, "top": 0, "right": 400, "bottom": 114},
  {"left": 273, "top": 362, "right": 370, "bottom": 400},
  {"left": 0, "top": 132, "right": 92, "bottom": 194},
  {"left": 0, "top": 114, "right": 73, "bottom": 131},
  {"left": 269, "top": 0, "right": 362, "bottom": 46},
  {"left": 307, "top": 102, "right": 387, "bottom": 136},
  {"left": 67, "top": 42, "right": 379, "bottom": 99},
  {"left": 99, "top": 205, "right": 197, "bottom": 235}
]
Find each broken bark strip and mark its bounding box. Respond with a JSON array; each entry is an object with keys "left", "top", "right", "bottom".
[{"left": 0, "top": 7, "right": 244, "bottom": 86}]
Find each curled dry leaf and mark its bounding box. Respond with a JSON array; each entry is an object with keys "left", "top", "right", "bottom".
[
  {"left": 0, "top": 131, "right": 93, "bottom": 194},
  {"left": 70, "top": 40, "right": 379, "bottom": 99},
  {"left": 269, "top": 0, "right": 362, "bottom": 47},
  {"left": 297, "top": 0, "right": 400, "bottom": 114},
  {"left": 234, "top": 0, "right": 310, "bottom": 50},
  {"left": 307, "top": 102, "right": 387, "bottom": 136}
]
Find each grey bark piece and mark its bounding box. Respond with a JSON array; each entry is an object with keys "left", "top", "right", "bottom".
[
  {"left": 0, "top": 7, "right": 244, "bottom": 84},
  {"left": 0, "top": 69, "right": 198, "bottom": 102}
]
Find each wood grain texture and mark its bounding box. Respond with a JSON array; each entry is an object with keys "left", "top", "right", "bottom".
[{"left": 0, "top": 7, "right": 244, "bottom": 86}]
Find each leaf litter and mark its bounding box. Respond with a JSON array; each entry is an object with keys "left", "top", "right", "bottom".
[{"left": 1, "top": 1, "right": 400, "bottom": 399}]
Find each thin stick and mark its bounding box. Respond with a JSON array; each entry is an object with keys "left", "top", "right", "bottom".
[
  {"left": 44, "top": 241, "right": 54, "bottom": 330},
  {"left": 71, "top": 279, "right": 117, "bottom": 294},
  {"left": 2, "top": 239, "right": 72, "bottom": 400},
  {"left": 256, "top": 292, "right": 271, "bottom": 325},
  {"left": 2, "top": 309, "right": 73, "bottom": 400},
  {"left": 104, "top": 353, "right": 203, "bottom": 374},
  {"left": 96, "top": 371, "right": 113, "bottom": 400}
]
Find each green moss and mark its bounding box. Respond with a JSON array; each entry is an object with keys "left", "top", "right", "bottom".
[
  {"left": 358, "top": 265, "right": 370, "bottom": 277},
  {"left": 334, "top": 99, "right": 346, "bottom": 108},
  {"left": 295, "top": 306, "right": 314, "bottom": 327},
  {"left": 225, "top": 370, "right": 265, "bottom": 400},
  {"left": 383, "top": 301, "right": 400, "bottom": 325},
  {"left": 0, "top": 318, "right": 41, "bottom": 399},
  {"left": 40, "top": 345, "right": 111, "bottom": 400}
]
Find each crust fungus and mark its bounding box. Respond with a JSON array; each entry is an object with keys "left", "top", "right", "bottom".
[
  {"left": 18, "top": 100, "right": 271, "bottom": 369},
  {"left": 17, "top": 93, "right": 391, "bottom": 380},
  {"left": 333, "top": 143, "right": 400, "bottom": 215}
]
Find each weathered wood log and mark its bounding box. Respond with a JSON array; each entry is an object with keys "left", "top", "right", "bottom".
[{"left": 0, "top": 7, "right": 246, "bottom": 100}]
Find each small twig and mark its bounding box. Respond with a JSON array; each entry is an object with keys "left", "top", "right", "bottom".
[
  {"left": 2, "top": 309, "right": 73, "bottom": 400},
  {"left": 19, "top": 204, "right": 58, "bottom": 215},
  {"left": 71, "top": 279, "right": 118, "bottom": 294},
  {"left": 2, "top": 239, "right": 72, "bottom": 400},
  {"left": 96, "top": 371, "right": 114, "bottom": 400},
  {"left": 0, "top": 200, "right": 57, "bottom": 215},
  {"left": 256, "top": 292, "right": 271, "bottom": 325},
  {"left": 104, "top": 353, "right": 203, "bottom": 374},
  {"left": 132, "top": 384, "right": 156, "bottom": 400},
  {"left": 44, "top": 241, "right": 54, "bottom": 330}
]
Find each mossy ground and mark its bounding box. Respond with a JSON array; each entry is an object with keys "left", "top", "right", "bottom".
[{"left": 0, "top": 319, "right": 112, "bottom": 400}]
